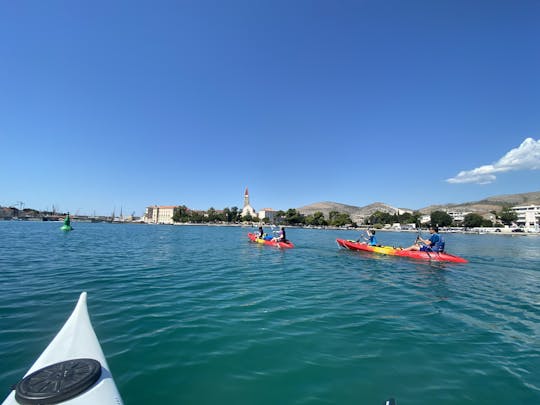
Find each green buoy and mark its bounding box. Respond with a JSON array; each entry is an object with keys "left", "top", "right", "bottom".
[{"left": 61, "top": 213, "right": 73, "bottom": 231}]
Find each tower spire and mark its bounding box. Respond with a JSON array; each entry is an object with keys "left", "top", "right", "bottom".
[
  {"left": 241, "top": 186, "right": 256, "bottom": 218},
  {"left": 244, "top": 187, "right": 250, "bottom": 207}
]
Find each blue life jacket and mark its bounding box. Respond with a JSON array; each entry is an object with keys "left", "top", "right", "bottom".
[{"left": 431, "top": 234, "right": 445, "bottom": 252}]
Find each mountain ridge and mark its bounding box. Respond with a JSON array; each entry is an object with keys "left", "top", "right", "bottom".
[{"left": 296, "top": 191, "right": 540, "bottom": 221}]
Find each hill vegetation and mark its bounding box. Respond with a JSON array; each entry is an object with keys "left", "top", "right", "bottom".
[
  {"left": 419, "top": 191, "right": 540, "bottom": 214},
  {"left": 297, "top": 191, "right": 540, "bottom": 219}
]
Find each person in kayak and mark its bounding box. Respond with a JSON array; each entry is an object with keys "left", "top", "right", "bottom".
[
  {"left": 358, "top": 229, "right": 377, "bottom": 246},
  {"left": 272, "top": 227, "right": 287, "bottom": 243},
  {"left": 402, "top": 226, "right": 445, "bottom": 252},
  {"left": 256, "top": 226, "right": 273, "bottom": 240}
]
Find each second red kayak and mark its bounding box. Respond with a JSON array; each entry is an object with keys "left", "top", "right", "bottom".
[
  {"left": 248, "top": 233, "right": 294, "bottom": 249},
  {"left": 336, "top": 239, "right": 467, "bottom": 263}
]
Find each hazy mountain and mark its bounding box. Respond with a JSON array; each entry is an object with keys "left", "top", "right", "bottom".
[
  {"left": 419, "top": 191, "right": 540, "bottom": 214},
  {"left": 297, "top": 190, "right": 540, "bottom": 221},
  {"left": 297, "top": 201, "right": 401, "bottom": 224}
]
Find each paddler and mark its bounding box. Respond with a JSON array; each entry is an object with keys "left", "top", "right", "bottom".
[
  {"left": 358, "top": 229, "right": 377, "bottom": 246},
  {"left": 402, "top": 225, "right": 445, "bottom": 252}
]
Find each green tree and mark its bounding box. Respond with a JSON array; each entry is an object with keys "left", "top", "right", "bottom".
[
  {"left": 190, "top": 211, "right": 205, "bottom": 223},
  {"left": 207, "top": 207, "right": 217, "bottom": 222},
  {"left": 305, "top": 211, "right": 328, "bottom": 226},
  {"left": 482, "top": 218, "right": 494, "bottom": 227},
  {"left": 328, "top": 211, "right": 340, "bottom": 223},
  {"left": 412, "top": 211, "right": 422, "bottom": 227},
  {"left": 430, "top": 211, "right": 453, "bottom": 227},
  {"left": 399, "top": 212, "right": 417, "bottom": 224},
  {"left": 498, "top": 206, "right": 517, "bottom": 226},
  {"left": 274, "top": 210, "right": 285, "bottom": 224},
  {"left": 314, "top": 211, "right": 328, "bottom": 226},
  {"left": 285, "top": 209, "right": 304, "bottom": 225},
  {"left": 173, "top": 205, "right": 190, "bottom": 222},
  {"left": 230, "top": 206, "right": 240, "bottom": 222},
  {"left": 329, "top": 211, "right": 353, "bottom": 227},
  {"left": 463, "top": 213, "right": 484, "bottom": 228},
  {"left": 366, "top": 211, "right": 393, "bottom": 225}
]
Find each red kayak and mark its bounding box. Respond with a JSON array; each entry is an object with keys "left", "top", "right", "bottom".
[
  {"left": 248, "top": 233, "right": 294, "bottom": 249},
  {"left": 336, "top": 239, "right": 467, "bottom": 263}
]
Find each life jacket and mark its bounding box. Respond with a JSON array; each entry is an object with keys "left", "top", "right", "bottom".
[{"left": 432, "top": 234, "right": 445, "bottom": 252}]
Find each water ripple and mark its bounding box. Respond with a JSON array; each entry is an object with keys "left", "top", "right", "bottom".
[{"left": 1, "top": 223, "right": 539, "bottom": 404}]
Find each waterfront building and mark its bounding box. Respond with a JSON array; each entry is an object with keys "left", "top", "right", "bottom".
[
  {"left": 241, "top": 187, "right": 257, "bottom": 218},
  {"left": 144, "top": 205, "right": 175, "bottom": 224},
  {"left": 444, "top": 210, "right": 480, "bottom": 225},
  {"left": 445, "top": 210, "right": 471, "bottom": 223},
  {"left": 258, "top": 208, "right": 276, "bottom": 223},
  {"left": 512, "top": 204, "right": 540, "bottom": 232}
]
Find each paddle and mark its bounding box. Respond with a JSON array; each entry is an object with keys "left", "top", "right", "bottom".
[
  {"left": 416, "top": 228, "right": 432, "bottom": 260},
  {"left": 359, "top": 228, "right": 372, "bottom": 244},
  {"left": 366, "top": 228, "right": 377, "bottom": 245},
  {"left": 415, "top": 226, "right": 422, "bottom": 243}
]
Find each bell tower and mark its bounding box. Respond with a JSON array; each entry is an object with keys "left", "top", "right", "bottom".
[
  {"left": 241, "top": 187, "right": 257, "bottom": 218},
  {"left": 243, "top": 187, "right": 250, "bottom": 208}
]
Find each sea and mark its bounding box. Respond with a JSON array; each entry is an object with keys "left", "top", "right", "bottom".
[{"left": 1, "top": 221, "right": 539, "bottom": 404}]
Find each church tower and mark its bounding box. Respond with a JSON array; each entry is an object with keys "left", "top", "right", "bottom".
[
  {"left": 244, "top": 187, "right": 250, "bottom": 207},
  {"left": 241, "top": 187, "right": 257, "bottom": 218}
]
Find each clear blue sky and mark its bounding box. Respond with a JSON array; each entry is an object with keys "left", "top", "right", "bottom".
[{"left": 1, "top": 0, "right": 539, "bottom": 216}]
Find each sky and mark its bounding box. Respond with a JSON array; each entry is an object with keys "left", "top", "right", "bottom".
[{"left": 1, "top": 0, "right": 539, "bottom": 216}]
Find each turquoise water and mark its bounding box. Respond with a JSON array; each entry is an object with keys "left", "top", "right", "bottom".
[{"left": 1, "top": 222, "right": 539, "bottom": 404}]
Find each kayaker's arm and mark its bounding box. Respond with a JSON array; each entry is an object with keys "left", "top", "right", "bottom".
[{"left": 416, "top": 236, "right": 431, "bottom": 247}]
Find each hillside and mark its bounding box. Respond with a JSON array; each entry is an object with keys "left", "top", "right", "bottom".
[
  {"left": 297, "top": 201, "right": 400, "bottom": 224},
  {"left": 419, "top": 191, "right": 540, "bottom": 214},
  {"left": 297, "top": 190, "right": 540, "bottom": 221}
]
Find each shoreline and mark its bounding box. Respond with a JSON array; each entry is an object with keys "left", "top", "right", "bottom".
[
  {"left": 3, "top": 219, "right": 538, "bottom": 236},
  {"left": 142, "top": 222, "right": 540, "bottom": 236}
]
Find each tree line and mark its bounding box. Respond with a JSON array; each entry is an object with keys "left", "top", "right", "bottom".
[
  {"left": 171, "top": 206, "right": 356, "bottom": 226},
  {"left": 171, "top": 205, "right": 518, "bottom": 228},
  {"left": 362, "top": 206, "right": 517, "bottom": 228},
  {"left": 419, "top": 207, "right": 517, "bottom": 228}
]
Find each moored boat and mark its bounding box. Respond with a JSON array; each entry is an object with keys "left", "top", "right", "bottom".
[
  {"left": 248, "top": 232, "right": 294, "bottom": 249},
  {"left": 3, "top": 292, "right": 123, "bottom": 404},
  {"left": 336, "top": 238, "right": 467, "bottom": 263}
]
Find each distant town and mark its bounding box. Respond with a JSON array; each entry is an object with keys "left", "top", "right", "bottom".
[{"left": 2, "top": 188, "right": 539, "bottom": 234}]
